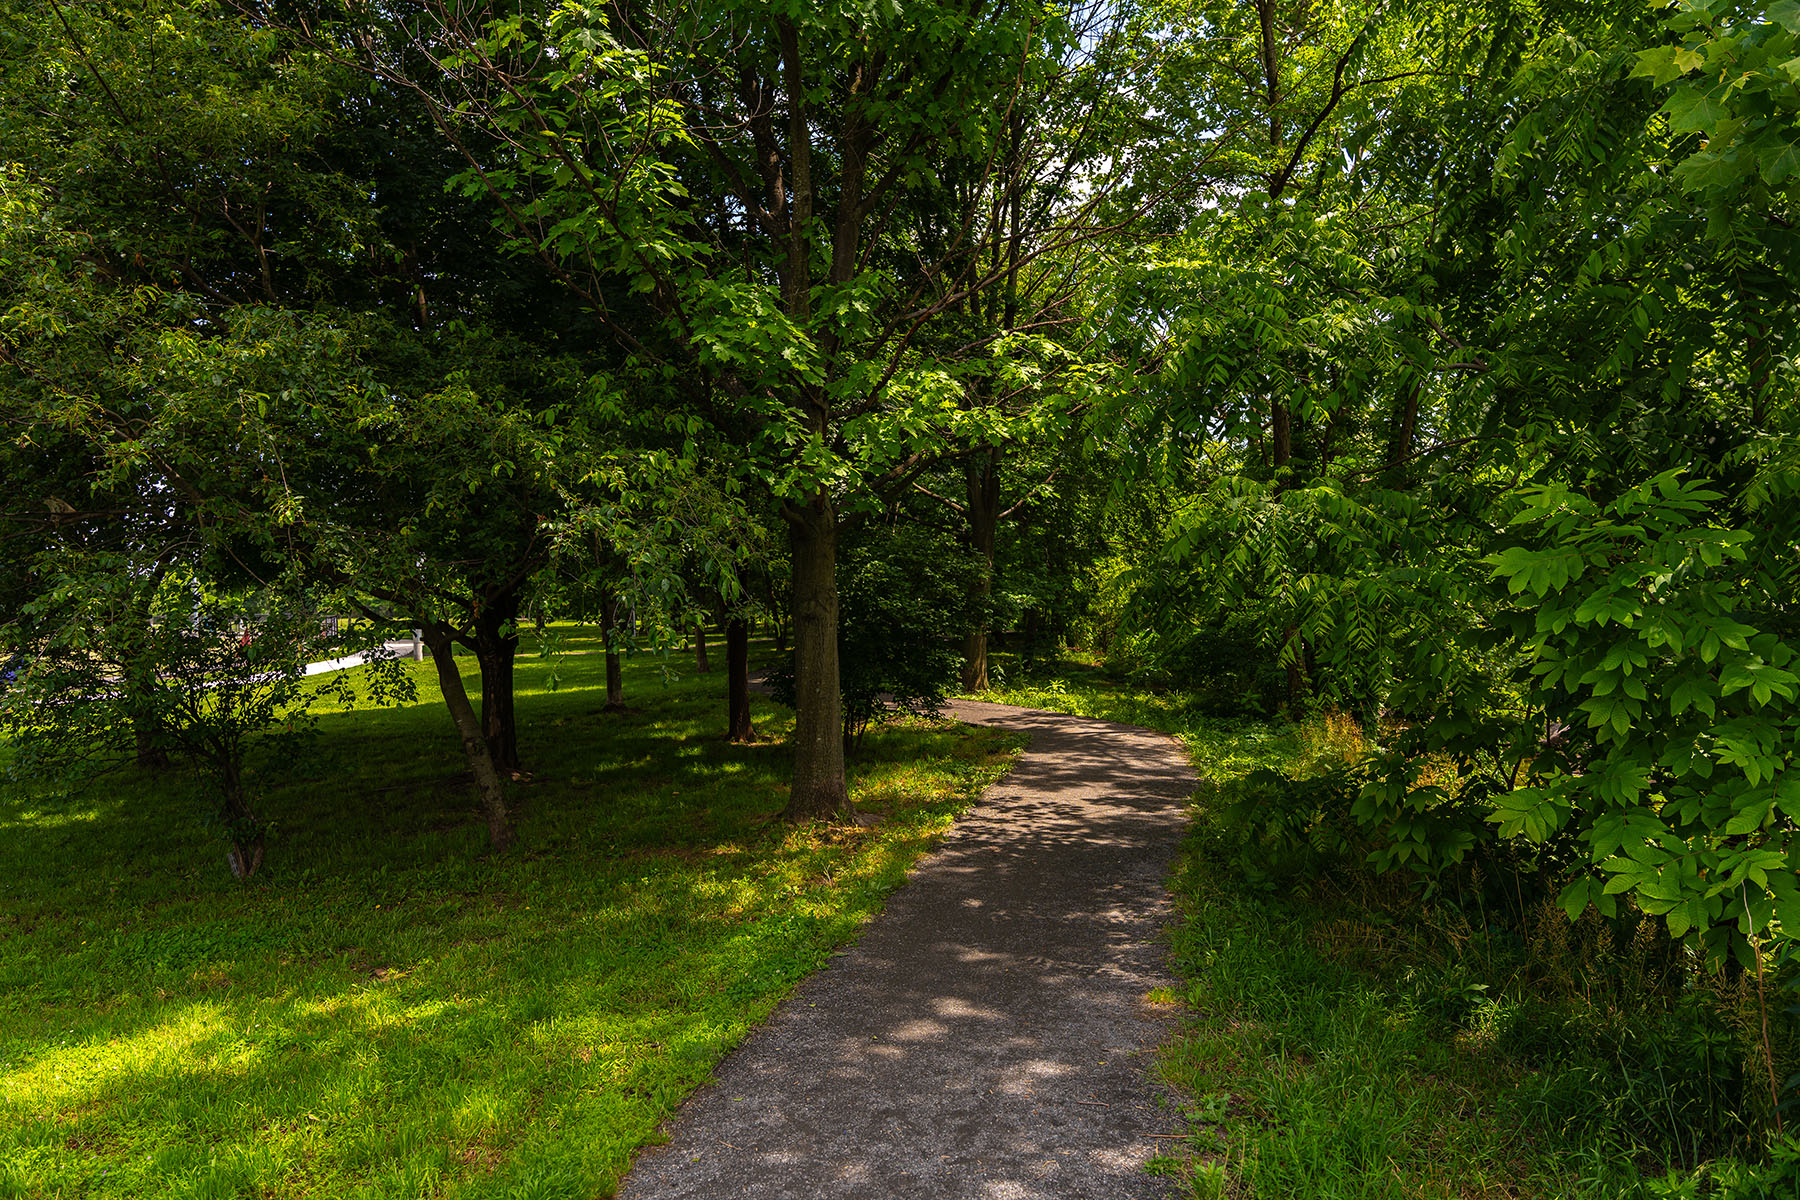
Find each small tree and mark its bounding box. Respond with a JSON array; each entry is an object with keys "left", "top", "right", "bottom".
[{"left": 3, "top": 580, "right": 409, "bottom": 877}]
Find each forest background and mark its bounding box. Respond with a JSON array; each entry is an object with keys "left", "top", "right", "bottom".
[{"left": 3, "top": 0, "right": 1800, "bottom": 1197}]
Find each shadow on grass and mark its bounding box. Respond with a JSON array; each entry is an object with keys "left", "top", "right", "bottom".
[{"left": 0, "top": 641, "right": 1024, "bottom": 1200}]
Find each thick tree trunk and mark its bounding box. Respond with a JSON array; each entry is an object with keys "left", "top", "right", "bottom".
[
  {"left": 783, "top": 497, "right": 853, "bottom": 821},
  {"left": 961, "top": 447, "right": 1001, "bottom": 692},
  {"left": 422, "top": 622, "right": 513, "bottom": 851},
  {"left": 474, "top": 589, "right": 520, "bottom": 772},
  {"left": 605, "top": 649, "right": 624, "bottom": 707},
  {"left": 963, "top": 628, "right": 991, "bottom": 693},
  {"left": 694, "top": 619, "right": 711, "bottom": 674},
  {"left": 726, "top": 615, "right": 755, "bottom": 743}
]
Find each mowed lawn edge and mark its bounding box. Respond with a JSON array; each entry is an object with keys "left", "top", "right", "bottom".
[{"left": 0, "top": 638, "right": 1024, "bottom": 1200}]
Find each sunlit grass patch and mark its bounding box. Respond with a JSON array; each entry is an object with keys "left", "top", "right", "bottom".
[{"left": 0, "top": 635, "right": 1022, "bottom": 1199}]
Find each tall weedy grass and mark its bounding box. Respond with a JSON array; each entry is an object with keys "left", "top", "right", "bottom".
[{"left": 973, "top": 657, "right": 1800, "bottom": 1198}]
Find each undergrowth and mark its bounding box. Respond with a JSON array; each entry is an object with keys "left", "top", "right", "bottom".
[{"left": 970, "top": 655, "right": 1800, "bottom": 1199}]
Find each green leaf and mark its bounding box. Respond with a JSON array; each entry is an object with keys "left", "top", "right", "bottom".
[
  {"left": 1759, "top": 139, "right": 1800, "bottom": 185},
  {"left": 1666, "top": 88, "right": 1727, "bottom": 135}
]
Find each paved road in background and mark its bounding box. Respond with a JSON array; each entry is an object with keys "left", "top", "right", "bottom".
[{"left": 302, "top": 640, "right": 423, "bottom": 677}]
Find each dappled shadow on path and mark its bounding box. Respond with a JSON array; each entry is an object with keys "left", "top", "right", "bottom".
[{"left": 621, "top": 701, "right": 1196, "bottom": 1200}]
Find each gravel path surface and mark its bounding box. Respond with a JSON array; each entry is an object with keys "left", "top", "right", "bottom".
[{"left": 618, "top": 698, "right": 1197, "bottom": 1200}]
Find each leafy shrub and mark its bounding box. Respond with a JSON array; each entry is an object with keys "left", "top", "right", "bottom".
[
  {"left": 768, "top": 523, "right": 985, "bottom": 749},
  {"left": 1220, "top": 765, "right": 1363, "bottom": 886}
]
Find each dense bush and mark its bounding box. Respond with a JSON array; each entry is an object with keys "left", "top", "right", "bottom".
[{"left": 768, "top": 523, "right": 986, "bottom": 749}]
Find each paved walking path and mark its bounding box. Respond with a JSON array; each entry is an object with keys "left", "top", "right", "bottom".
[{"left": 619, "top": 698, "right": 1197, "bottom": 1200}]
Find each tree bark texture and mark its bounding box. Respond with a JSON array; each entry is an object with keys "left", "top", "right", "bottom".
[
  {"left": 961, "top": 447, "right": 1002, "bottom": 692},
  {"left": 423, "top": 622, "right": 514, "bottom": 851},
  {"left": 783, "top": 497, "right": 853, "bottom": 821},
  {"left": 694, "top": 619, "right": 711, "bottom": 674},
  {"left": 726, "top": 615, "right": 755, "bottom": 743},
  {"left": 474, "top": 588, "right": 520, "bottom": 772}
]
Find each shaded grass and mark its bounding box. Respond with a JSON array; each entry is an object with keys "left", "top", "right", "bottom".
[
  {"left": 963, "top": 657, "right": 1798, "bottom": 1199},
  {"left": 1, "top": 637, "right": 1023, "bottom": 1199}
]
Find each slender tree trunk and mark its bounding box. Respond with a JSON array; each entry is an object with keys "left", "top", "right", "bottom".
[
  {"left": 694, "top": 618, "right": 711, "bottom": 674},
  {"left": 1256, "top": 0, "right": 1283, "bottom": 151},
  {"left": 422, "top": 622, "right": 513, "bottom": 851},
  {"left": 783, "top": 496, "right": 853, "bottom": 821},
  {"left": 961, "top": 447, "right": 1001, "bottom": 691},
  {"left": 1257, "top": 0, "right": 1294, "bottom": 475},
  {"left": 1281, "top": 626, "right": 1309, "bottom": 713},
  {"left": 125, "top": 564, "right": 173, "bottom": 769},
  {"left": 1747, "top": 317, "right": 1773, "bottom": 427},
  {"left": 220, "top": 764, "right": 263, "bottom": 879},
  {"left": 474, "top": 589, "right": 520, "bottom": 772},
  {"left": 726, "top": 615, "right": 755, "bottom": 743},
  {"left": 601, "top": 589, "right": 625, "bottom": 711},
  {"left": 1384, "top": 376, "right": 1422, "bottom": 478},
  {"left": 764, "top": 574, "right": 789, "bottom": 652},
  {"left": 130, "top": 668, "right": 170, "bottom": 770}
]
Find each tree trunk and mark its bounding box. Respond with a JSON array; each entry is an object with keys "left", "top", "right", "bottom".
[
  {"left": 220, "top": 765, "right": 264, "bottom": 879},
  {"left": 135, "top": 721, "right": 170, "bottom": 771},
  {"left": 601, "top": 589, "right": 625, "bottom": 710},
  {"left": 961, "top": 447, "right": 1001, "bottom": 692},
  {"left": 125, "top": 564, "right": 172, "bottom": 769},
  {"left": 474, "top": 588, "right": 520, "bottom": 772},
  {"left": 1281, "top": 626, "right": 1309, "bottom": 714},
  {"left": 1747, "top": 316, "right": 1773, "bottom": 427},
  {"left": 1384, "top": 376, "right": 1421, "bottom": 479},
  {"left": 694, "top": 619, "right": 711, "bottom": 674},
  {"left": 726, "top": 615, "right": 755, "bottom": 743},
  {"left": 126, "top": 650, "right": 168, "bottom": 769},
  {"left": 1256, "top": 0, "right": 1283, "bottom": 152},
  {"left": 763, "top": 573, "right": 789, "bottom": 652},
  {"left": 422, "top": 622, "right": 513, "bottom": 851},
  {"left": 1271, "top": 396, "right": 1292, "bottom": 469},
  {"left": 783, "top": 497, "right": 853, "bottom": 821}
]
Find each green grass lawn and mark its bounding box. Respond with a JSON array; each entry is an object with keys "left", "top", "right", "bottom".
[
  {"left": 966, "top": 655, "right": 1800, "bottom": 1200},
  {"left": 0, "top": 637, "right": 1023, "bottom": 1200}
]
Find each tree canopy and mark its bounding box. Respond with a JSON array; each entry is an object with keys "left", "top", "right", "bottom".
[{"left": 3, "top": 0, "right": 1798, "bottom": 976}]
